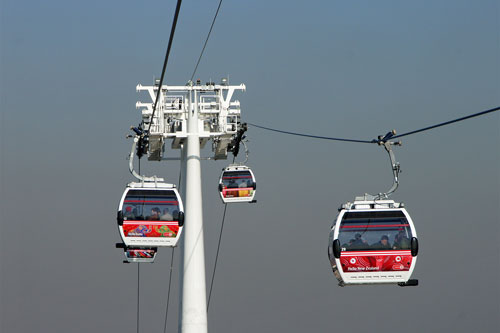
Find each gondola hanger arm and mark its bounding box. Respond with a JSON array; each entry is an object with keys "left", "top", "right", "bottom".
[
  {"left": 374, "top": 130, "right": 402, "bottom": 199},
  {"left": 128, "top": 135, "right": 165, "bottom": 183}
]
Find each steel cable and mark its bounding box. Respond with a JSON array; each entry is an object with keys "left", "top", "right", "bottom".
[
  {"left": 207, "top": 203, "right": 228, "bottom": 311},
  {"left": 391, "top": 106, "right": 500, "bottom": 139},
  {"left": 147, "top": 0, "right": 183, "bottom": 134},
  {"left": 137, "top": 264, "right": 140, "bottom": 333},
  {"left": 162, "top": 249, "right": 176, "bottom": 333},
  {"left": 247, "top": 122, "right": 373, "bottom": 143},
  {"left": 248, "top": 106, "right": 500, "bottom": 143},
  {"left": 190, "top": 0, "right": 224, "bottom": 81}
]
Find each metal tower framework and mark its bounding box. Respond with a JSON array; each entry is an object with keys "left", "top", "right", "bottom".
[{"left": 135, "top": 79, "right": 246, "bottom": 333}]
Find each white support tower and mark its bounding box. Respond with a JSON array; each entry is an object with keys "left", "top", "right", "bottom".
[
  {"left": 136, "top": 79, "right": 246, "bottom": 160},
  {"left": 136, "top": 79, "right": 246, "bottom": 333}
]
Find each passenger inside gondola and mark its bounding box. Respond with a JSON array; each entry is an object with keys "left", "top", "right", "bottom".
[
  {"left": 338, "top": 211, "right": 413, "bottom": 252},
  {"left": 161, "top": 208, "right": 173, "bottom": 221},
  {"left": 124, "top": 206, "right": 136, "bottom": 219},
  {"left": 371, "top": 235, "right": 392, "bottom": 250},
  {"left": 122, "top": 189, "right": 181, "bottom": 222},
  {"left": 393, "top": 230, "right": 411, "bottom": 250},
  {"left": 148, "top": 207, "right": 161, "bottom": 220},
  {"left": 350, "top": 233, "right": 369, "bottom": 250}
]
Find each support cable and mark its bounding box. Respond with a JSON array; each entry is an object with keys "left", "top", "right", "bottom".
[
  {"left": 248, "top": 106, "right": 500, "bottom": 144},
  {"left": 162, "top": 249, "right": 176, "bottom": 333},
  {"left": 162, "top": 162, "right": 183, "bottom": 333},
  {"left": 391, "top": 106, "right": 500, "bottom": 139},
  {"left": 190, "top": 0, "right": 224, "bottom": 81},
  {"left": 147, "top": 0, "right": 183, "bottom": 133},
  {"left": 207, "top": 203, "right": 228, "bottom": 311},
  {"left": 247, "top": 123, "right": 373, "bottom": 144},
  {"left": 136, "top": 161, "right": 141, "bottom": 333},
  {"left": 137, "top": 263, "right": 140, "bottom": 333}
]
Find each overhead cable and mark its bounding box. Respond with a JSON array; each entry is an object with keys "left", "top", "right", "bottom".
[
  {"left": 162, "top": 249, "right": 175, "bottom": 333},
  {"left": 207, "top": 203, "right": 228, "bottom": 311},
  {"left": 391, "top": 106, "right": 500, "bottom": 139},
  {"left": 147, "top": 0, "right": 183, "bottom": 133},
  {"left": 247, "top": 123, "right": 373, "bottom": 144},
  {"left": 248, "top": 106, "right": 500, "bottom": 144},
  {"left": 190, "top": 0, "right": 224, "bottom": 81},
  {"left": 137, "top": 264, "right": 140, "bottom": 333}
]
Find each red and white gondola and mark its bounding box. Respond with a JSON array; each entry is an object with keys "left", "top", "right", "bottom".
[
  {"left": 115, "top": 244, "right": 158, "bottom": 263},
  {"left": 218, "top": 165, "right": 256, "bottom": 203},
  {"left": 328, "top": 198, "right": 418, "bottom": 286},
  {"left": 117, "top": 182, "right": 184, "bottom": 248}
]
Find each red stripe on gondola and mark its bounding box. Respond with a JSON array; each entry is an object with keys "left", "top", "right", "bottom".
[
  {"left": 123, "top": 221, "right": 179, "bottom": 225},
  {"left": 124, "top": 200, "right": 179, "bottom": 204},
  {"left": 340, "top": 224, "right": 410, "bottom": 228},
  {"left": 342, "top": 250, "right": 411, "bottom": 255},
  {"left": 222, "top": 176, "right": 252, "bottom": 179}
]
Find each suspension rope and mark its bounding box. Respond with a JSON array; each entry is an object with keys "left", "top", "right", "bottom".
[
  {"left": 247, "top": 123, "right": 373, "bottom": 143},
  {"left": 162, "top": 157, "right": 183, "bottom": 332},
  {"left": 136, "top": 160, "right": 141, "bottom": 333},
  {"left": 207, "top": 203, "right": 228, "bottom": 311},
  {"left": 162, "top": 248, "right": 176, "bottom": 333},
  {"left": 248, "top": 106, "right": 500, "bottom": 143},
  {"left": 147, "top": 0, "right": 183, "bottom": 134},
  {"left": 190, "top": 0, "right": 224, "bottom": 81},
  {"left": 137, "top": 263, "right": 140, "bottom": 333},
  {"left": 391, "top": 106, "right": 500, "bottom": 139}
]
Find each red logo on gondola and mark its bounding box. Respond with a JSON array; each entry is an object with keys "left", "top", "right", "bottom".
[
  {"left": 222, "top": 188, "right": 253, "bottom": 198},
  {"left": 340, "top": 251, "right": 412, "bottom": 273},
  {"left": 122, "top": 221, "right": 179, "bottom": 237}
]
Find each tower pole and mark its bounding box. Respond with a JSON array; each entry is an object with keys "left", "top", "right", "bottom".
[
  {"left": 177, "top": 143, "right": 186, "bottom": 332},
  {"left": 180, "top": 87, "right": 208, "bottom": 332}
]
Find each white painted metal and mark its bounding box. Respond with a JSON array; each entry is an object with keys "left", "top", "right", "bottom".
[
  {"left": 135, "top": 81, "right": 246, "bottom": 160},
  {"left": 178, "top": 144, "right": 187, "bottom": 332},
  {"left": 181, "top": 88, "right": 208, "bottom": 333},
  {"left": 128, "top": 136, "right": 164, "bottom": 182},
  {"left": 131, "top": 79, "right": 247, "bottom": 331}
]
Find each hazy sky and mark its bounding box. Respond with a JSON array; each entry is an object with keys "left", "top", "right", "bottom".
[{"left": 1, "top": 1, "right": 499, "bottom": 332}]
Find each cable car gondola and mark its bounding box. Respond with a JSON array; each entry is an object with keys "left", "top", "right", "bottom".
[
  {"left": 116, "top": 243, "right": 158, "bottom": 263},
  {"left": 117, "top": 182, "right": 184, "bottom": 247},
  {"left": 328, "top": 197, "right": 418, "bottom": 286},
  {"left": 218, "top": 165, "right": 256, "bottom": 203}
]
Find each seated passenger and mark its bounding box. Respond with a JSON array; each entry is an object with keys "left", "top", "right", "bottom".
[
  {"left": 393, "top": 231, "right": 411, "bottom": 250},
  {"left": 148, "top": 207, "right": 161, "bottom": 220},
  {"left": 228, "top": 179, "right": 238, "bottom": 188},
  {"left": 161, "top": 208, "right": 173, "bottom": 221},
  {"left": 238, "top": 180, "right": 248, "bottom": 188},
  {"left": 124, "top": 206, "right": 135, "bottom": 219},
  {"left": 342, "top": 239, "right": 355, "bottom": 249},
  {"left": 350, "top": 233, "right": 369, "bottom": 250},
  {"left": 371, "top": 235, "right": 392, "bottom": 250}
]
